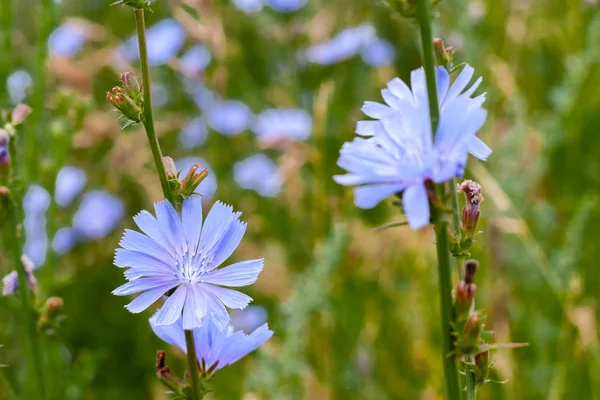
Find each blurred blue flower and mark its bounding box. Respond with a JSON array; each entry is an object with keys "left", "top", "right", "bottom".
[
  {"left": 334, "top": 65, "right": 490, "bottom": 230},
  {"left": 48, "top": 22, "right": 88, "bottom": 58},
  {"left": 303, "top": 24, "right": 376, "bottom": 65},
  {"left": 119, "top": 19, "right": 186, "bottom": 66},
  {"left": 52, "top": 227, "right": 79, "bottom": 255},
  {"left": 231, "top": 305, "right": 268, "bottom": 333},
  {"left": 232, "top": 0, "right": 264, "bottom": 13},
  {"left": 23, "top": 185, "right": 51, "bottom": 267},
  {"left": 2, "top": 256, "right": 37, "bottom": 296},
  {"left": 206, "top": 100, "right": 254, "bottom": 136},
  {"left": 7, "top": 70, "right": 33, "bottom": 104},
  {"left": 55, "top": 166, "right": 87, "bottom": 208},
  {"left": 152, "top": 84, "right": 170, "bottom": 109},
  {"left": 176, "top": 157, "right": 217, "bottom": 200},
  {"left": 180, "top": 45, "right": 212, "bottom": 76},
  {"left": 113, "top": 197, "right": 264, "bottom": 330},
  {"left": 253, "top": 108, "right": 312, "bottom": 141},
  {"left": 150, "top": 313, "right": 273, "bottom": 375},
  {"left": 178, "top": 117, "right": 208, "bottom": 149},
  {"left": 233, "top": 154, "right": 282, "bottom": 197},
  {"left": 268, "top": 0, "right": 307, "bottom": 12},
  {"left": 73, "top": 191, "right": 124, "bottom": 239},
  {"left": 361, "top": 38, "right": 395, "bottom": 67},
  {"left": 185, "top": 81, "right": 216, "bottom": 111}
]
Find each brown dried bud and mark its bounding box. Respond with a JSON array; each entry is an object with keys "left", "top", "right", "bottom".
[
  {"left": 458, "top": 180, "right": 484, "bottom": 236},
  {"left": 464, "top": 260, "right": 478, "bottom": 284},
  {"left": 456, "top": 281, "right": 477, "bottom": 316}
]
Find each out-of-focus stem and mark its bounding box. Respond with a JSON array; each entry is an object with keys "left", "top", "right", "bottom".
[
  {"left": 415, "top": 0, "right": 461, "bottom": 399},
  {"left": 466, "top": 369, "right": 477, "bottom": 400},
  {"left": 134, "top": 9, "right": 176, "bottom": 206}
]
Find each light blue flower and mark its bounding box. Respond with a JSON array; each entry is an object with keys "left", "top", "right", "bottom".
[
  {"left": 233, "top": 154, "right": 282, "bottom": 197},
  {"left": 303, "top": 25, "right": 376, "bottom": 65},
  {"left": 7, "top": 70, "right": 33, "bottom": 104},
  {"left": 267, "top": 0, "right": 307, "bottom": 12},
  {"left": 232, "top": 0, "right": 264, "bottom": 13},
  {"left": 52, "top": 227, "right": 79, "bottom": 255},
  {"left": 23, "top": 185, "right": 51, "bottom": 267},
  {"left": 180, "top": 45, "right": 212, "bottom": 76},
  {"left": 55, "top": 166, "right": 87, "bottom": 208},
  {"left": 73, "top": 191, "right": 124, "bottom": 239},
  {"left": 231, "top": 305, "right": 268, "bottom": 333},
  {"left": 178, "top": 117, "right": 208, "bottom": 149},
  {"left": 2, "top": 256, "right": 37, "bottom": 296},
  {"left": 334, "top": 65, "right": 491, "bottom": 230},
  {"left": 152, "top": 84, "right": 170, "bottom": 109},
  {"left": 253, "top": 108, "right": 312, "bottom": 141},
  {"left": 113, "top": 197, "right": 265, "bottom": 331},
  {"left": 175, "top": 157, "right": 217, "bottom": 201},
  {"left": 361, "top": 38, "right": 395, "bottom": 67},
  {"left": 150, "top": 313, "right": 273, "bottom": 374},
  {"left": 118, "top": 19, "right": 186, "bottom": 66},
  {"left": 206, "top": 100, "right": 254, "bottom": 136},
  {"left": 48, "top": 22, "right": 88, "bottom": 58}
]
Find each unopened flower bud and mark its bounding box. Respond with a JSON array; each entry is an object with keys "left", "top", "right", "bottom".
[
  {"left": 106, "top": 85, "right": 143, "bottom": 125},
  {"left": 464, "top": 260, "right": 478, "bottom": 284},
  {"left": 179, "top": 164, "right": 208, "bottom": 198},
  {"left": 474, "top": 349, "right": 490, "bottom": 379},
  {"left": 458, "top": 180, "right": 483, "bottom": 237},
  {"left": 456, "top": 281, "right": 477, "bottom": 317},
  {"left": 120, "top": 72, "right": 142, "bottom": 101},
  {"left": 463, "top": 314, "right": 482, "bottom": 342},
  {"left": 433, "top": 38, "right": 453, "bottom": 67},
  {"left": 163, "top": 156, "right": 177, "bottom": 179},
  {"left": 11, "top": 104, "right": 32, "bottom": 126}
]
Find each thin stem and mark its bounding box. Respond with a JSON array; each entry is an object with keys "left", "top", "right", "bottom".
[
  {"left": 2, "top": 193, "right": 46, "bottom": 400},
  {"left": 466, "top": 369, "right": 477, "bottom": 400},
  {"left": 184, "top": 330, "right": 200, "bottom": 400},
  {"left": 134, "top": 9, "right": 176, "bottom": 205},
  {"left": 133, "top": 8, "right": 200, "bottom": 399},
  {"left": 415, "top": 0, "right": 461, "bottom": 398}
]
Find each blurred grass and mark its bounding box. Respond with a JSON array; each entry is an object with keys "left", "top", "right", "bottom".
[{"left": 1, "top": 0, "right": 600, "bottom": 399}]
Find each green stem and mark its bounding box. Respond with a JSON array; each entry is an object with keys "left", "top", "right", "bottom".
[
  {"left": 415, "top": 0, "right": 461, "bottom": 398},
  {"left": 466, "top": 369, "right": 477, "bottom": 400},
  {"left": 133, "top": 8, "right": 199, "bottom": 399},
  {"left": 134, "top": 8, "right": 176, "bottom": 206},
  {"left": 2, "top": 192, "right": 46, "bottom": 400},
  {"left": 184, "top": 330, "right": 200, "bottom": 400}
]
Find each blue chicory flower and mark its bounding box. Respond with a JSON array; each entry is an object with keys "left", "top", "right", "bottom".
[
  {"left": 175, "top": 157, "right": 217, "bottom": 200},
  {"left": 360, "top": 38, "right": 395, "bottom": 67},
  {"left": 52, "top": 227, "right": 80, "bottom": 255},
  {"left": 180, "top": 45, "right": 212, "bottom": 76},
  {"left": 23, "top": 185, "right": 51, "bottom": 267},
  {"left": 150, "top": 313, "right": 273, "bottom": 374},
  {"left": 118, "top": 19, "right": 186, "bottom": 66},
  {"left": 206, "top": 100, "right": 254, "bottom": 136},
  {"left": 267, "top": 0, "right": 307, "bottom": 12},
  {"left": 178, "top": 117, "right": 209, "bottom": 149},
  {"left": 2, "top": 256, "right": 37, "bottom": 296},
  {"left": 113, "top": 197, "right": 264, "bottom": 331},
  {"left": 7, "top": 70, "right": 33, "bottom": 104},
  {"left": 48, "top": 22, "right": 88, "bottom": 58},
  {"left": 233, "top": 154, "right": 282, "bottom": 197},
  {"left": 334, "top": 65, "right": 491, "bottom": 230},
  {"left": 232, "top": 0, "right": 264, "bottom": 13},
  {"left": 303, "top": 24, "right": 376, "bottom": 66},
  {"left": 55, "top": 166, "right": 87, "bottom": 208},
  {"left": 72, "top": 191, "right": 124, "bottom": 239},
  {"left": 231, "top": 305, "right": 268, "bottom": 333},
  {"left": 253, "top": 108, "right": 312, "bottom": 142}
]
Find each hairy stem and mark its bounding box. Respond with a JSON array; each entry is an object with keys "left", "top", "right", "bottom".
[
  {"left": 415, "top": 0, "right": 461, "bottom": 398},
  {"left": 134, "top": 8, "right": 176, "bottom": 206}
]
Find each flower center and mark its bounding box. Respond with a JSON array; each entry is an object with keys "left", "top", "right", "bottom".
[{"left": 176, "top": 249, "right": 214, "bottom": 284}]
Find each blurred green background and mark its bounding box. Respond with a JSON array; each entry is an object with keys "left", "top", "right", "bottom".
[{"left": 1, "top": 0, "right": 599, "bottom": 399}]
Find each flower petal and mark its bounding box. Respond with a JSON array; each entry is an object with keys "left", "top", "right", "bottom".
[
  {"left": 133, "top": 210, "right": 177, "bottom": 257},
  {"left": 154, "top": 285, "right": 188, "bottom": 326},
  {"left": 203, "top": 259, "right": 263, "bottom": 287},
  {"left": 182, "top": 195, "right": 203, "bottom": 254},
  {"left": 202, "top": 284, "right": 252, "bottom": 310},
  {"left": 403, "top": 183, "right": 430, "bottom": 230},
  {"left": 119, "top": 230, "right": 175, "bottom": 264},
  {"left": 210, "top": 219, "right": 247, "bottom": 269},
  {"left": 149, "top": 313, "right": 187, "bottom": 352},
  {"left": 114, "top": 248, "right": 176, "bottom": 273},
  {"left": 202, "top": 290, "right": 231, "bottom": 331},
  {"left": 182, "top": 284, "right": 206, "bottom": 330},
  {"left": 154, "top": 200, "right": 186, "bottom": 257},
  {"left": 124, "top": 283, "right": 178, "bottom": 313},
  {"left": 113, "top": 277, "right": 179, "bottom": 296},
  {"left": 467, "top": 136, "right": 492, "bottom": 161},
  {"left": 353, "top": 183, "right": 406, "bottom": 209}
]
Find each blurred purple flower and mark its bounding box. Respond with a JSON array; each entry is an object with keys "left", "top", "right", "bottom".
[
  {"left": 178, "top": 117, "right": 208, "bottom": 149},
  {"left": 180, "top": 45, "right": 212, "bottom": 76},
  {"left": 118, "top": 19, "right": 186, "bottom": 66},
  {"left": 233, "top": 154, "right": 282, "bottom": 197},
  {"left": 73, "top": 191, "right": 124, "bottom": 239},
  {"left": 48, "top": 22, "right": 88, "bottom": 58},
  {"left": 207, "top": 100, "right": 254, "bottom": 136},
  {"left": 150, "top": 313, "right": 272, "bottom": 374},
  {"left": 113, "top": 197, "right": 264, "bottom": 330},
  {"left": 267, "top": 0, "right": 307, "bottom": 12},
  {"left": 253, "top": 108, "right": 312, "bottom": 141},
  {"left": 334, "top": 65, "right": 490, "bottom": 230},
  {"left": 55, "top": 166, "right": 87, "bottom": 208},
  {"left": 52, "top": 227, "right": 79, "bottom": 255},
  {"left": 231, "top": 305, "right": 268, "bottom": 333},
  {"left": 7, "top": 70, "right": 33, "bottom": 104},
  {"left": 176, "top": 157, "right": 217, "bottom": 201},
  {"left": 2, "top": 256, "right": 37, "bottom": 296},
  {"left": 361, "top": 39, "right": 395, "bottom": 67},
  {"left": 303, "top": 25, "right": 376, "bottom": 65},
  {"left": 232, "top": 0, "right": 264, "bottom": 13}
]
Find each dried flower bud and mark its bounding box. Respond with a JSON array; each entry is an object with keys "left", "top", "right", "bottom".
[
  {"left": 456, "top": 281, "right": 477, "bottom": 317},
  {"left": 433, "top": 38, "right": 453, "bottom": 67},
  {"left": 120, "top": 72, "right": 142, "bottom": 101},
  {"left": 11, "top": 104, "right": 32, "bottom": 126},
  {"left": 464, "top": 260, "right": 478, "bottom": 284},
  {"left": 458, "top": 180, "right": 483, "bottom": 237}
]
